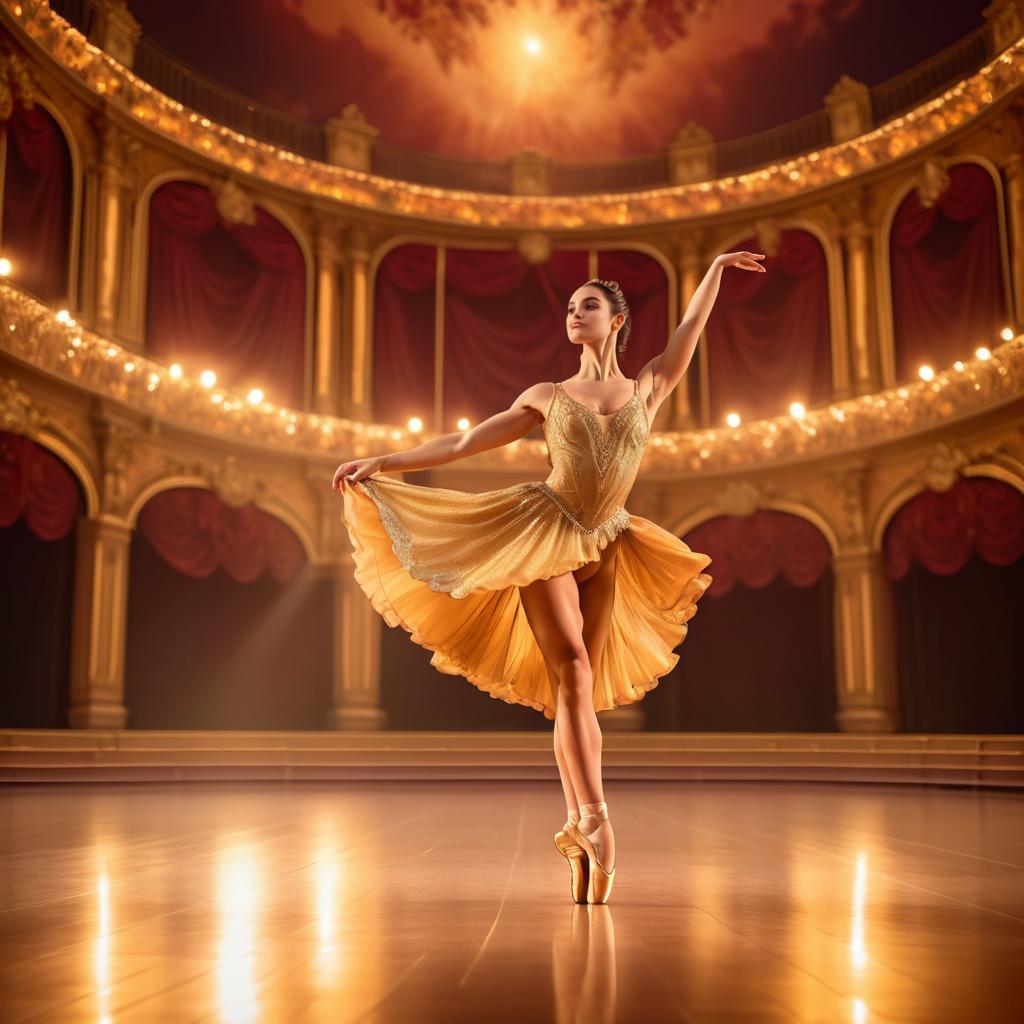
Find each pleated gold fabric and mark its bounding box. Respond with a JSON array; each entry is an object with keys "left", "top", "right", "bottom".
[{"left": 339, "top": 378, "right": 712, "bottom": 719}]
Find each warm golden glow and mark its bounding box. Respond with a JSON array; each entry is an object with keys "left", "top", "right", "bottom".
[
  {"left": 1000, "top": 326, "right": 1014, "bottom": 341},
  {"left": 976, "top": 347, "right": 992, "bottom": 360},
  {"left": 169, "top": 363, "right": 183, "bottom": 379},
  {"left": 0, "top": 258, "right": 11, "bottom": 276},
  {"left": 200, "top": 369, "right": 217, "bottom": 388},
  {"left": 56, "top": 308, "right": 69, "bottom": 322},
  {"left": 918, "top": 365, "right": 934, "bottom": 381},
  {"left": 789, "top": 402, "right": 806, "bottom": 419},
  {"left": 247, "top": 388, "right": 264, "bottom": 404},
  {"left": 725, "top": 412, "right": 741, "bottom": 428},
  {"left": 457, "top": 417, "right": 471, "bottom": 430},
  {"left": 523, "top": 36, "right": 542, "bottom": 56},
  {"left": 407, "top": 416, "right": 424, "bottom": 432}
]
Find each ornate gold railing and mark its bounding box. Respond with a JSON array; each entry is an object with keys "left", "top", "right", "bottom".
[
  {"left": 2, "top": 283, "right": 1021, "bottom": 476},
  {"left": 44, "top": 0, "right": 991, "bottom": 192}
]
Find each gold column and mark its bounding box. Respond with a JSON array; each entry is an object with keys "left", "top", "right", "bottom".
[
  {"left": 672, "top": 236, "right": 701, "bottom": 430},
  {"left": 344, "top": 225, "right": 372, "bottom": 418},
  {"left": 69, "top": 517, "right": 133, "bottom": 729},
  {"left": 832, "top": 549, "right": 900, "bottom": 733},
  {"left": 838, "top": 191, "right": 880, "bottom": 394},
  {"left": 327, "top": 567, "right": 387, "bottom": 730},
  {"left": 313, "top": 219, "right": 341, "bottom": 415},
  {"left": 93, "top": 116, "right": 128, "bottom": 338},
  {"left": 1003, "top": 154, "right": 1024, "bottom": 329},
  {"left": 434, "top": 245, "right": 445, "bottom": 433}
]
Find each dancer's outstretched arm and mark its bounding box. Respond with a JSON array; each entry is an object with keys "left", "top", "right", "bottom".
[
  {"left": 639, "top": 251, "right": 766, "bottom": 405},
  {"left": 332, "top": 383, "right": 549, "bottom": 489}
]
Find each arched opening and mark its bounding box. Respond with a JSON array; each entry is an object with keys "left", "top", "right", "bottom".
[
  {"left": 124, "top": 487, "right": 331, "bottom": 729},
  {"left": 0, "top": 431, "right": 83, "bottom": 727},
  {"left": 645, "top": 509, "right": 837, "bottom": 731},
  {"left": 883, "top": 476, "right": 1024, "bottom": 731}
]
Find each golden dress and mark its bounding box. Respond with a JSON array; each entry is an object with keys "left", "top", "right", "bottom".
[{"left": 339, "top": 378, "right": 712, "bottom": 720}]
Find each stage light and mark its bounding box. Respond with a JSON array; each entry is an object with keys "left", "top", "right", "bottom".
[
  {"left": 247, "top": 388, "right": 264, "bottom": 404},
  {"left": 0, "top": 258, "right": 11, "bottom": 276},
  {"left": 524, "top": 36, "right": 542, "bottom": 55},
  {"left": 56, "top": 309, "right": 69, "bottom": 322},
  {"left": 169, "top": 363, "right": 183, "bottom": 379},
  {"left": 200, "top": 369, "right": 216, "bottom": 387},
  {"left": 918, "top": 365, "right": 934, "bottom": 381},
  {"left": 953, "top": 360, "right": 965, "bottom": 371},
  {"left": 211, "top": 392, "right": 223, "bottom": 404},
  {"left": 789, "top": 402, "right": 805, "bottom": 419},
  {"left": 124, "top": 361, "right": 135, "bottom": 373},
  {"left": 1001, "top": 326, "right": 1014, "bottom": 341},
  {"left": 457, "top": 417, "right": 470, "bottom": 430},
  {"left": 407, "top": 416, "right": 423, "bottom": 432},
  {"left": 975, "top": 347, "right": 991, "bottom": 360},
  {"left": 725, "top": 412, "right": 741, "bottom": 428}
]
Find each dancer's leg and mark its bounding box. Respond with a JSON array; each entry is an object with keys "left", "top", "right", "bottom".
[
  {"left": 553, "top": 715, "right": 580, "bottom": 820},
  {"left": 519, "top": 572, "right": 604, "bottom": 806}
]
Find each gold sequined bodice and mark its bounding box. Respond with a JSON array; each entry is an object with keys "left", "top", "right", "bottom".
[{"left": 536, "top": 379, "right": 649, "bottom": 532}]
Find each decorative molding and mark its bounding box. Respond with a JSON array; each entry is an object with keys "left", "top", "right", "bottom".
[
  {"left": 918, "top": 441, "right": 969, "bottom": 491},
  {"left": 5, "top": 0, "right": 1022, "bottom": 227},
  {"left": 0, "top": 375, "right": 45, "bottom": 434}
]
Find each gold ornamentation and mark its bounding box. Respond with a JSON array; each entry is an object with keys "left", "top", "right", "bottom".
[
  {"left": 716, "top": 480, "right": 762, "bottom": 517},
  {"left": 2, "top": 283, "right": 1022, "bottom": 476},
  {"left": 920, "top": 442, "right": 969, "bottom": 491},
  {"left": 7, "top": 0, "right": 1023, "bottom": 227},
  {"left": 532, "top": 481, "right": 631, "bottom": 536},
  {"left": 213, "top": 177, "right": 256, "bottom": 226},
  {"left": 211, "top": 454, "right": 262, "bottom": 507},
  {"left": 916, "top": 157, "right": 951, "bottom": 208},
  {"left": 0, "top": 376, "right": 46, "bottom": 434}
]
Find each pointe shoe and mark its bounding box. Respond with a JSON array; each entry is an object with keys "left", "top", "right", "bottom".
[
  {"left": 554, "top": 813, "right": 589, "bottom": 903},
  {"left": 572, "top": 801, "right": 615, "bottom": 904}
]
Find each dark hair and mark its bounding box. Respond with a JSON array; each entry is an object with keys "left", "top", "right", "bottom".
[{"left": 583, "top": 278, "right": 632, "bottom": 354}]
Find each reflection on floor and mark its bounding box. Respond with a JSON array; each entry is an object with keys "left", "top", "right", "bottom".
[{"left": 1, "top": 780, "right": 1021, "bottom": 1022}]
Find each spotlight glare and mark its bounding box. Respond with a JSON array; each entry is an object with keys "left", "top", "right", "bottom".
[
  {"left": 953, "top": 360, "right": 965, "bottom": 371},
  {"left": 407, "top": 416, "right": 423, "bottom": 432},
  {"left": 0, "top": 258, "right": 11, "bottom": 276},
  {"left": 524, "top": 36, "right": 542, "bottom": 55},
  {"left": 975, "top": 347, "right": 991, "bottom": 361},
  {"left": 200, "top": 369, "right": 217, "bottom": 387},
  {"left": 247, "top": 388, "right": 264, "bottom": 404},
  {"left": 456, "top": 417, "right": 471, "bottom": 430},
  {"left": 1000, "top": 326, "right": 1014, "bottom": 341},
  {"left": 169, "top": 363, "right": 183, "bottom": 379},
  {"left": 56, "top": 309, "right": 70, "bottom": 322},
  {"left": 725, "top": 412, "right": 741, "bottom": 428},
  {"left": 789, "top": 402, "right": 806, "bottom": 419},
  {"left": 918, "top": 364, "right": 934, "bottom": 381}
]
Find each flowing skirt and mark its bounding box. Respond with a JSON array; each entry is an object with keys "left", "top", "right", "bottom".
[{"left": 340, "top": 474, "right": 712, "bottom": 720}]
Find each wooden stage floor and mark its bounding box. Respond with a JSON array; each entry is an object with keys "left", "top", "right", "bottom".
[{"left": 1, "top": 780, "right": 1021, "bottom": 1023}]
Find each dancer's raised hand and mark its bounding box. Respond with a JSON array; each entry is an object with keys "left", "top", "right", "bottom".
[
  {"left": 332, "top": 454, "right": 387, "bottom": 491},
  {"left": 715, "top": 251, "right": 766, "bottom": 273}
]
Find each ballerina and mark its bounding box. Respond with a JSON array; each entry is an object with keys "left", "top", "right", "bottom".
[{"left": 332, "top": 250, "right": 767, "bottom": 902}]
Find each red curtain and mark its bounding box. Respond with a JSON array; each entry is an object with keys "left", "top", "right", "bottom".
[
  {"left": 137, "top": 488, "right": 305, "bottom": 584},
  {"left": 705, "top": 229, "right": 831, "bottom": 425},
  {"left": 890, "top": 162, "right": 1006, "bottom": 382},
  {"left": 372, "top": 244, "right": 437, "bottom": 427},
  {"left": 883, "top": 477, "right": 1024, "bottom": 580},
  {"left": 684, "top": 510, "right": 832, "bottom": 597},
  {"left": 145, "top": 181, "right": 306, "bottom": 406},
  {"left": 442, "top": 248, "right": 588, "bottom": 427},
  {"left": 0, "top": 432, "right": 80, "bottom": 541},
  {"left": 1, "top": 103, "right": 72, "bottom": 304}
]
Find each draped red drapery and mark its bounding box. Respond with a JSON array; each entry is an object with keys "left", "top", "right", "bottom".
[
  {"left": 137, "top": 488, "right": 305, "bottom": 584},
  {"left": 684, "top": 510, "right": 832, "bottom": 597},
  {"left": 372, "top": 244, "right": 437, "bottom": 427},
  {"left": 145, "top": 181, "right": 306, "bottom": 406},
  {"left": 890, "top": 162, "right": 1006, "bottom": 382},
  {"left": 0, "top": 431, "right": 80, "bottom": 541},
  {"left": 883, "top": 477, "right": 1024, "bottom": 580},
  {"left": 0, "top": 103, "right": 72, "bottom": 304},
  {"left": 704, "top": 229, "right": 831, "bottom": 425},
  {"left": 372, "top": 246, "right": 669, "bottom": 428}
]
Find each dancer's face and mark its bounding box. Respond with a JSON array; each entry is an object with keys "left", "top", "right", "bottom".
[{"left": 566, "top": 286, "right": 623, "bottom": 345}]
